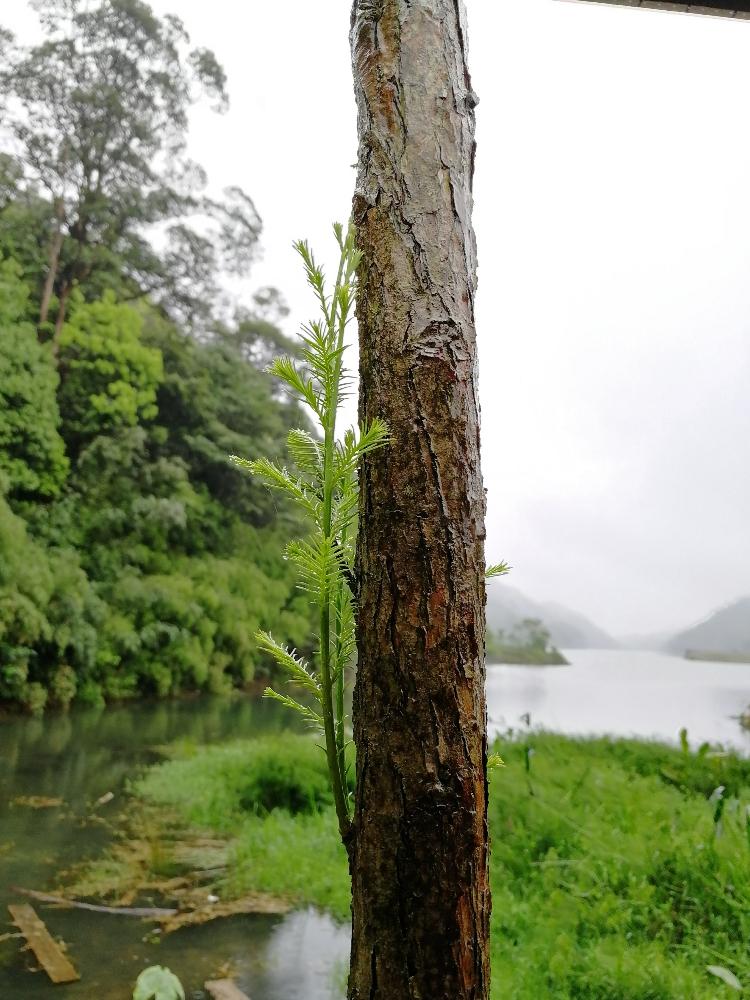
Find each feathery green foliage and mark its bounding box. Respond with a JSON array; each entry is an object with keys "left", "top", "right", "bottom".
[
  {"left": 486, "top": 562, "right": 511, "bottom": 579},
  {"left": 234, "top": 223, "right": 388, "bottom": 840}
]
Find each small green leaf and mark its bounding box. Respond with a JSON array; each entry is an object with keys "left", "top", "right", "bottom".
[
  {"left": 263, "top": 687, "right": 324, "bottom": 731},
  {"left": 486, "top": 562, "right": 511, "bottom": 579},
  {"left": 706, "top": 965, "right": 743, "bottom": 991},
  {"left": 133, "top": 966, "right": 185, "bottom": 1000},
  {"left": 287, "top": 428, "right": 322, "bottom": 477},
  {"left": 233, "top": 456, "right": 321, "bottom": 523},
  {"left": 487, "top": 752, "right": 505, "bottom": 771},
  {"left": 255, "top": 632, "right": 322, "bottom": 701},
  {"left": 266, "top": 356, "right": 321, "bottom": 415}
]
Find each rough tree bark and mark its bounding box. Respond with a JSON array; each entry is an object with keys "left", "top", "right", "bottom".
[{"left": 349, "top": 2, "right": 489, "bottom": 998}]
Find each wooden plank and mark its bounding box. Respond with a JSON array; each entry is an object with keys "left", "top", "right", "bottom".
[
  {"left": 8, "top": 903, "right": 79, "bottom": 984},
  {"left": 204, "top": 980, "right": 251, "bottom": 1000}
]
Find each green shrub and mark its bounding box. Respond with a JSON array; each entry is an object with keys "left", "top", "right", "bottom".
[
  {"left": 136, "top": 735, "right": 334, "bottom": 829},
  {"left": 23, "top": 681, "right": 47, "bottom": 716},
  {"left": 50, "top": 664, "right": 77, "bottom": 708}
]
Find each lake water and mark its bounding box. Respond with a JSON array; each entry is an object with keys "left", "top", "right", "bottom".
[
  {"left": 1, "top": 649, "right": 748, "bottom": 998},
  {"left": 487, "top": 648, "right": 750, "bottom": 751}
]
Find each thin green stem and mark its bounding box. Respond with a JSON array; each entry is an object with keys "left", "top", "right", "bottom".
[
  {"left": 253, "top": 225, "right": 384, "bottom": 848},
  {"left": 319, "top": 590, "right": 349, "bottom": 836},
  {"left": 334, "top": 521, "right": 350, "bottom": 799},
  {"left": 328, "top": 238, "right": 354, "bottom": 808},
  {"left": 318, "top": 239, "right": 350, "bottom": 838},
  {"left": 329, "top": 233, "right": 355, "bottom": 813}
]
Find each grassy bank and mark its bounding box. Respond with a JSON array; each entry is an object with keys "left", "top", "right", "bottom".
[
  {"left": 685, "top": 650, "right": 750, "bottom": 665},
  {"left": 486, "top": 620, "right": 568, "bottom": 666},
  {"left": 487, "top": 649, "right": 568, "bottom": 666},
  {"left": 91, "top": 732, "right": 750, "bottom": 999}
]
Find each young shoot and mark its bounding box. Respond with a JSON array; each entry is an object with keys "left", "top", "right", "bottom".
[
  {"left": 486, "top": 562, "right": 511, "bottom": 580},
  {"left": 232, "top": 222, "right": 388, "bottom": 842}
]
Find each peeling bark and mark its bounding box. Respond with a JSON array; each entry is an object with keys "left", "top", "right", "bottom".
[{"left": 349, "top": 2, "right": 489, "bottom": 998}]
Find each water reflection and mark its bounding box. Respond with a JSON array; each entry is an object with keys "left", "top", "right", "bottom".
[{"left": 251, "top": 909, "right": 350, "bottom": 999}]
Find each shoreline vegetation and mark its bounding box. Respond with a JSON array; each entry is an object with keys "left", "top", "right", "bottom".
[
  {"left": 685, "top": 650, "right": 750, "bottom": 665},
  {"left": 486, "top": 618, "right": 568, "bottom": 666},
  {"left": 0, "top": 3, "right": 319, "bottom": 717},
  {"left": 52, "top": 730, "right": 750, "bottom": 1000}
]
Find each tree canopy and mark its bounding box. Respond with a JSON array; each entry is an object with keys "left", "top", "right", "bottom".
[
  {"left": 0, "top": 0, "right": 313, "bottom": 714},
  {"left": 0, "top": 0, "right": 260, "bottom": 340}
]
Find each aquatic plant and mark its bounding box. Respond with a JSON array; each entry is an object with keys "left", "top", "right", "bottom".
[{"left": 133, "top": 965, "right": 184, "bottom": 1000}]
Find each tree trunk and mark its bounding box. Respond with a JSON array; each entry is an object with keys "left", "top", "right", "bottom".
[
  {"left": 348, "top": 3, "right": 489, "bottom": 999},
  {"left": 39, "top": 199, "right": 65, "bottom": 330},
  {"left": 51, "top": 281, "right": 70, "bottom": 357}
]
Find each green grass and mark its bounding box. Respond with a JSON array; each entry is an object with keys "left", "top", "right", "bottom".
[
  {"left": 136, "top": 735, "right": 338, "bottom": 829},
  {"left": 489, "top": 735, "right": 750, "bottom": 999},
  {"left": 134, "top": 731, "right": 750, "bottom": 999}
]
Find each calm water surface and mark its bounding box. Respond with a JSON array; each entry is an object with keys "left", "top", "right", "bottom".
[
  {"left": 487, "top": 648, "right": 750, "bottom": 750},
  {"left": 1, "top": 650, "right": 748, "bottom": 998}
]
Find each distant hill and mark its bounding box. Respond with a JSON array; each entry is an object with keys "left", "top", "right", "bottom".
[
  {"left": 666, "top": 597, "right": 750, "bottom": 657},
  {"left": 486, "top": 584, "right": 617, "bottom": 650}
]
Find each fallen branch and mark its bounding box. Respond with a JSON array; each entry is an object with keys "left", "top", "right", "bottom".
[{"left": 10, "top": 886, "right": 177, "bottom": 919}]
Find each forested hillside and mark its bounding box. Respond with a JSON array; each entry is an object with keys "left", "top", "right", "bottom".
[
  {"left": 486, "top": 583, "right": 616, "bottom": 649},
  {"left": 0, "top": 1, "right": 312, "bottom": 713},
  {"left": 667, "top": 597, "right": 750, "bottom": 658}
]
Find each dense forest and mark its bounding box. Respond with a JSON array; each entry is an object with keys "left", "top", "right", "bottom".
[{"left": 0, "top": 0, "right": 313, "bottom": 713}]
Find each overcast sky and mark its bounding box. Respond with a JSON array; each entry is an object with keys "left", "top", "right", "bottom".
[{"left": 5, "top": 0, "right": 750, "bottom": 636}]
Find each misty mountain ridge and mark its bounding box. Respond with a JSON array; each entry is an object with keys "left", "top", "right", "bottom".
[
  {"left": 665, "top": 596, "right": 750, "bottom": 656},
  {"left": 486, "top": 584, "right": 618, "bottom": 650}
]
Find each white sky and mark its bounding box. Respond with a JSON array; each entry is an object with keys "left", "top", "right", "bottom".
[{"left": 4, "top": 0, "right": 750, "bottom": 636}]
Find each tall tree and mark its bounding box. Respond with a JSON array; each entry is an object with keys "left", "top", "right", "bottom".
[
  {"left": 348, "top": 2, "right": 489, "bottom": 998},
  {"left": 0, "top": 0, "right": 260, "bottom": 342}
]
